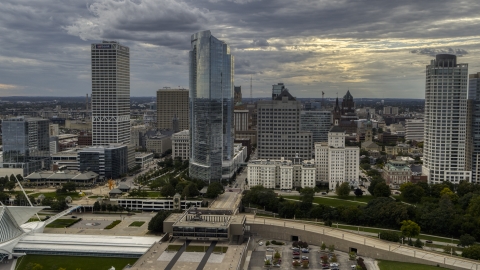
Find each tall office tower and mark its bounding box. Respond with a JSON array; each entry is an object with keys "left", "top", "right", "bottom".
[
  {"left": 91, "top": 41, "right": 130, "bottom": 146},
  {"left": 272, "top": 83, "right": 285, "bottom": 100},
  {"left": 469, "top": 72, "right": 480, "bottom": 183},
  {"left": 2, "top": 117, "right": 50, "bottom": 175},
  {"left": 189, "top": 30, "right": 234, "bottom": 182},
  {"left": 257, "top": 87, "right": 313, "bottom": 160},
  {"left": 300, "top": 111, "right": 331, "bottom": 143},
  {"left": 315, "top": 127, "right": 359, "bottom": 190},
  {"left": 234, "top": 86, "right": 242, "bottom": 104},
  {"left": 422, "top": 54, "right": 471, "bottom": 184},
  {"left": 156, "top": 88, "right": 189, "bottom": 130}
]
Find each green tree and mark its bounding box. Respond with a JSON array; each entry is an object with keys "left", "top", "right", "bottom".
[
  {"left": 299, "top": 187, "right": 315, "bottom": 204},
  {"left": 160, "top": 183, "right": 176, "bottom": 197},
  {"left": 4, "top": 181, "right": 15, "bottom": 191},
  {"left": 400, "top": 220, "right": 420, "bottom": 241},
  {"left": 462, "top": 245, "right": 480, "bottom": 260},
  {"left": 354, "top": 188, "right": 363, "bottom": 197},
  {"left": 321, "top": 243, "right": 326, "bottom": 250},
  {"left": 24, "top": 263, "right": 43, "bottom": 270},
  {"left": 414, "top": 238, "right": 424, "bottom": 248},
  {"left": 440, "top": 187, "right": 458, "bottom": 203},
  {"left": 367, "top": 177, "right": 384, "bottom": 196},
  {"left": 206, "top": 182, "right": 224, "bottom": 198},
  {"left": 400, "top": 182, "right": 424, "bottom": 203},
  {"left": 175, "top": 181, "right": 189, "bottom": 194},
  {"left": 467, "top": 195, "right": 480, "bottom": 216},
  {"left": 148, "top": 211, "right": 171, "bottom": 232},
  {"left": 373, "top": 182, "right": 391, "bottom": 197},
  {"left": 459, "top": 234, "right": 476, "bottom": 247},
  {"left": 61, "top": 182, "right": 76, "bottom": 192},
  {"left": 336, "top": 182, "right": 350, "bottom": 197}
]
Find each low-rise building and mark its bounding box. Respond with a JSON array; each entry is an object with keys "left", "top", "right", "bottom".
[
  {"left": 163, "top": 208, "right": 246, "bottom": 242},
  {"left": 77, "top": 144, "right": 128, "bottom": 179},
  {"left": 112, "top": 198, "right": 202, "bottom": 211},
  {"left": 172, "top": 130, "right": 190, "bottom": 160},
  {"left": 145, "top": 132, "right": 173, "bottom": 155},
  {"left": 405, "top": 119, "right": 424, "bottom": 142},
  {"left": 382, "top": 160, "right": 412, "bottom": 186},
  {"left": 135, "top": 152, "right": 154, "bottom": 169},
  {"left": 25, "top": 170, "right": 99, "bottom": 187},
  {"left": 247, "top": 157, "right": 316, "bottom": 189}
]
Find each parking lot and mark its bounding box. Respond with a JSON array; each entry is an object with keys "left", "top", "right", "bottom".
[{"left": 248, "top": 239, "right": 374, "bottom": 270}]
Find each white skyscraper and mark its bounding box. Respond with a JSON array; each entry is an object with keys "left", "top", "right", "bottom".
[
  {"left": 422, "top": 54, "right": 471, "bottom": 184},
  {"left": 91, "top": 41, "right": 130, "bottom": 145}
]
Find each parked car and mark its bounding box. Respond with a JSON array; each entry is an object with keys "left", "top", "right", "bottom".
[
  {"left": 266, "top": 248, "right": 274, "bottom": 252},
  {"left": 293, "top": 255, "right": 300, "bottom": 260},
  {"left": 293, "top": 251, "right": 300, "bottom": 255},
  {"left": 301, "top": 248, "right": 309, "bottom": 253},
  {"left": 301, "top": 256, "right": 309, "bottom": 261},
  {"left": 259, "top": 242, "right": 264, "bottom": 246},
  {"left": 71, "top": 216, "right": 77, "bottom": 218},
  {"left": 321, "top": 192, "right": 327, "bottom": 195},
  {"left": 425, "top": 240, "right": 433, "bottom": 244}
]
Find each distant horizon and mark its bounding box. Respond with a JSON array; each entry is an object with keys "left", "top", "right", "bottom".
[{"left": 0, "top": 96, "right": 425, "bottom": 100}]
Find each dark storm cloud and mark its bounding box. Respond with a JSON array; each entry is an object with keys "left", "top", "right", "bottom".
[
  {"left": 1, "top": 0, "right": 480, "bottom": 97},
  {"left": 410, "top": 48, "right": 469, "bottom": 57}
]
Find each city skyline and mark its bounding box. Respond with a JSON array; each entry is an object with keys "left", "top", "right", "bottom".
[{"left": 1, "top": 0, "right": 480, "bottom": 98}]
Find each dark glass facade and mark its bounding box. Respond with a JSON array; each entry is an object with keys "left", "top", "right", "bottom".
[
  {"left": 2, "top": 117, "right": 50, "bottom": 175},
  {"left": 189, "top": 30, "right": 234, "bottom": 182},
  {"left": 78, "top": 145, "right": 128, "bottom": 179}
]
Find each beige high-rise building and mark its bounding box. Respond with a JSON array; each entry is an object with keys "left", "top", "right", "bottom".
[{"left": 156, "top": 88, "right": 189, "bottom": 130}]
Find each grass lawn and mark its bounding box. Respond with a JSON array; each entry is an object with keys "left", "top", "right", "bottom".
[
  {"left": 105, "top": 220, "right": 121, "bottom": 229},
  {"left": 213, "top": 246, "right": 228, "bottom": 253},
  {"left": 16, "top": 255, "right": 136, "bottom": 270},
  {"left": 46, "top": 218, "right": 80, "bottom": 228},
  {"left": 378, "top": 260, "right": 448, "bottom": 270},
  {"left": 283, "top": 196, "right": 365, "bottom": 207},
  {"left": 167, "top": 245, "right": 182, "bottom": 251},
  {"left": 146, "top": 191, "right": 162, "bottom": 197},
  {"left": 40, "top": 192, "right": 82, "bottom": 199},
  {"left": 333, "top": 224, "right": 459, "bottom": 244},
  {"left": 330, "top": 195, "right": 374, "bottom": 203},
  {"left": 129, "top": 221, "right": 145, "bottom": 227}
]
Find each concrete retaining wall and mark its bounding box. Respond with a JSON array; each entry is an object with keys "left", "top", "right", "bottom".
[{"left": 249, "top": 223, "right": 469, "bottom": 270}]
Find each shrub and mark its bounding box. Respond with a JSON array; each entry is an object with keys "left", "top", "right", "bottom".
[
  {"left": 414, "top": 238, "right": 424, "bottom": 248},
  {"left": 293, "top": 241, "right": 308, "bottom": 248},
  {"left": 274, "top": 252, "right": 281, "bottom": 259},
  {"left": 349, "top": 251, "right": 357, "bottom": 260},
  {"left": 328, "top": 244, "right": 335, "bottom": 252},
  {"left": 379, "top": 231, "right": 400, "bottom": 242},
  {"left": 462, "top": 245, "right": 480, "bottom": 260},
  {"left": 321, "top": 243, "right": 327, "bottom": 251},
  {"left": 265, "top": 259, "right": 271, "bottom": 265},
  {"left": 266, "top": 240, "right": 270, "bottom": 246},
  {"left": 325, "top": 220, "right": 333, "bottom": 227},
  {"left": 330, "top": 254, "right": 338, "bottom": 262},
  {"left": 357, "top": 257, "right": 367, "bottom": 270},
  {"left": 271, "top": 240, "right": 285, "bottom": 245}
]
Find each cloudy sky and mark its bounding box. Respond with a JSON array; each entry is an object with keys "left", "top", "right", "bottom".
[{"left": 1, "top": 0, "right": 480, "bottom": 98}]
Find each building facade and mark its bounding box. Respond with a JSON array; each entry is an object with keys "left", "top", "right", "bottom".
[
  {"left": 1, "top": 117, "right": 50, "bottom": 176},
  {"left": 257, "top": 87, "right": 312, "bottom": 160},
  {"left": 91, "top": 41, "right": 130, "bottom": 145},
  {"left": 382, "top": 160, "right": 412, "bottom": 187},
  {"left": 247, "top": 157, "right": 316, "bottom": 189},
  {"left": 234, "top": 110, "right": 249, "bottom": 131},
  {"left": 189, "top": 30, "right": 234, "bottom": 182},
  {"left": 331, "top": 91, "right": 358, "bottom": 134},
  {"left": 405, "top": 119, "right": 424, "bottom": 142},
  {"left": 234, "top": 86, "right": 242, "bottom": 104},
  {"left": 469, "top": 72, "right": 480, "bottom": 183},
  {"left": 172, "top": 130, "right": 190, "bottom": 160},
  {"left": 156, "top": 88, "right": 189, "bottom": 130},
  {"left": 77, "top": 145, "right": 128, "bottom": 179},
  {"left": 300, "top": 110, "right": 331, "bottom": 144},
  {"left": 422, "top": 54, "right": 471, "bottom": 184},
  {"left": 383, "top": 106, "right": 399, "bottom": 115},
  {"left": 315, "top": 127, "right": 359, "bottom": 190}
]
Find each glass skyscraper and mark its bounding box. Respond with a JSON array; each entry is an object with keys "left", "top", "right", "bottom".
[
  {"left": 189, "top": 30, "right": 234, "bottom": 182},
  {"left": 2, "top": 117, "right": 50, "bottom": 175}
]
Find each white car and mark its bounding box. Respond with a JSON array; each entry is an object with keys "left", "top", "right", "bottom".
[
  {"left": 259, "top": 242, "right": 264, "bottom": 246},
  {"left": 266, "top": 248, "right": 274, "bottom": 252}
]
